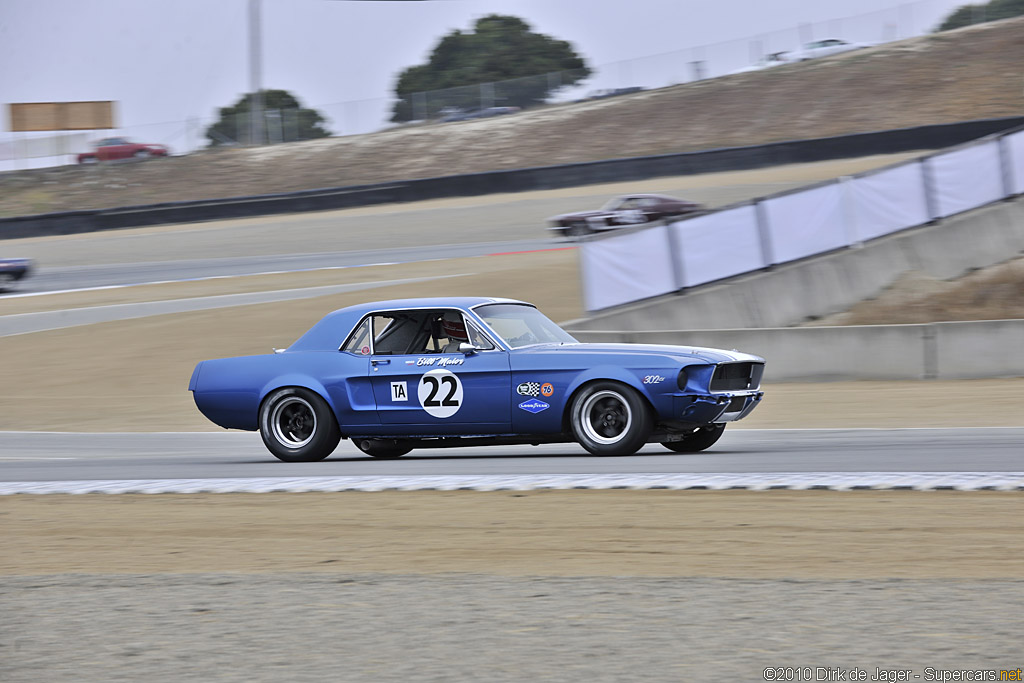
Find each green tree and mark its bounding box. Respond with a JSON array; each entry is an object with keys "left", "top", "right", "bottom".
[
  {"left": 936, "top": 0, "right": 1024, "bottom": 31},
  {"left": 391, "top": 14, "right": 591, "bottom": 122},
  {"left": 205, "top": 89, "right": 330, "bottom": 146}
]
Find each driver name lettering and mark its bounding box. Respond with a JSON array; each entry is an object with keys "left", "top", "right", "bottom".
[{"left": 417, "top": 357, "right": 465, "bottom": 367}]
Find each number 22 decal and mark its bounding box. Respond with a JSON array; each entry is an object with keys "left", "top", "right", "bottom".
[{"left": 417, "top": 369, "right": 463, "bottom": 418}]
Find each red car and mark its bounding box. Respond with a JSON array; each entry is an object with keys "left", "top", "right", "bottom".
[
  {"left": 548, "top": 194, "right": 704, "bottom": 237},
  {"left": 77, "top": 137, "right": 169, "bottom": 164}
]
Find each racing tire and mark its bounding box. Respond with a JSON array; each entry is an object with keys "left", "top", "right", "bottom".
[
  {"left": 566, "top": 221, "right": 591, "bottom": 238},
  {"left": 259, "top": 387, "right": 341, "bottom": 462},
  {"left": 570, "top": 381, "right": 652, "bottom": 456},
  {"left": 355, "top": 439, "right": 414, "bottom": 459},
  {"left": 661, "top": 424, "right": 725, "bottom": 453}
]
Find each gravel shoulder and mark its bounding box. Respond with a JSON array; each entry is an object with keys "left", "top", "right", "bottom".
[
  {"left": 5, "top": 491, "right": 1023, "bottom": 680},
  {"left": 5, "top": 573, "right": 1021, "bottom": 682}
]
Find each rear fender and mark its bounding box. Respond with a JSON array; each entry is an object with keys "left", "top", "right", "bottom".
[{"left": 260, "top": 375, "right": 335, "bottom": 415}]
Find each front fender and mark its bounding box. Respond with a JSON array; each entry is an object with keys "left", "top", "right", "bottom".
[
  {"left": 563, "top": 365, "right": 666, "bottom": 421},
  {"left": 564, "top": 364, "right": 645, "bottom": 399}
]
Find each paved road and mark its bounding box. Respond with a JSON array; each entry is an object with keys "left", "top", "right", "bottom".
[
  {"left": 2, "top": 428, "right": 1021, "bottom": 482},
  {"left": 3, "top": 239, "right": 559, "bottom": 295}
]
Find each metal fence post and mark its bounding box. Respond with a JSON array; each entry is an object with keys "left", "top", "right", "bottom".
[
  {"left": 919, "top": 157, "right": 940, "bottom": 221},
  {"left": 839, "top": 175, "right": 861, "bottom": 247},
  {"left": 664, "top": 221, "right": 688, "bottom": 291},
  {"left": 997, "top": 133, "right": 1015, "bottom": 198},
  {"left": 754, "top": 199, "right": 775, "bottom": 267}
]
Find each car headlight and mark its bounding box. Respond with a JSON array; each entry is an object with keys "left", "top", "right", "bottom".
[{"left": 677, "top": 367, "right": 689, "bottom": 391}]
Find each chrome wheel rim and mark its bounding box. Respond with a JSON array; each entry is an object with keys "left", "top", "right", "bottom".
[
  {"left": 579, "top": 390, "right": 632, "bottom": 445},
  {"left": 270, "top": 396, "right": 316, "bottom": 448}
]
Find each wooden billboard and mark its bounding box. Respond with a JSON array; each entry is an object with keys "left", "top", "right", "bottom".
[{"left": 8, "top": 101, "right": 116, "bottom": 132}]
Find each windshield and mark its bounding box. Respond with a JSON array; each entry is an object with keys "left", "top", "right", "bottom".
[{"left": 474, "top": 304, "right": 577, "bottom": 349}]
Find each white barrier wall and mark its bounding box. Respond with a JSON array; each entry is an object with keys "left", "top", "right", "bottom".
[
  {"left": 763, "top": 183, "right": 846, "bottom": 264},
  {"left": 927, "top": 140, "right": 1005, "bottom": 218},
  {"left": 847, "top": 162, "right": 930, "bottom": 241},
  {"left": 582, "top": 128, "right": 1024, "bottom": 312},
  {"left": 580, "top": 225, "right": 676, "bottom": 310},
  {"left": 674, "top": 204, "right": 763, "bottom": 287}
]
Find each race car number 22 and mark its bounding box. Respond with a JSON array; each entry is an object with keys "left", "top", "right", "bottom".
[{"left": 418, "top": 369, "right": 463, "bottom": 419}]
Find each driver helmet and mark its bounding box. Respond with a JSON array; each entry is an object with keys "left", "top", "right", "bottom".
[{"left": 441, "top": 311, "right": 468, "bottom": 342}]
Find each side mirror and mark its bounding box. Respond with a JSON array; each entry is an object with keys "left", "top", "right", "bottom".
[{"left": 459, "top": 342, "right": 480, "bottom": 355}]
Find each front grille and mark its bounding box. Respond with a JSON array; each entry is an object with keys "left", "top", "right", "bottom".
[
  {"left": 725, "top": 396, "right": 746, "bottom": 412},
  {"left": 710, "top": 362, "right": 764, "bottom": 392}
]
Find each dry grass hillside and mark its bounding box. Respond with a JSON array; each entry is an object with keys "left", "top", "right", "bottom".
[
  {"left": 805, "top": 256, "right": 1024, "bottom": 326},
  {"left": 1, "top": 17, "right": 1023, "bottom": 218}
]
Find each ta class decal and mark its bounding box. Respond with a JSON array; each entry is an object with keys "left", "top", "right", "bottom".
[{"left": 390, "top": 381, "right": 408, "bottom": 402}]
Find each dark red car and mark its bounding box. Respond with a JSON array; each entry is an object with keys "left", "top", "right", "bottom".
[
  {"left": 548, "top": 194, "right": 704, "bottom": 237},
  {"left": 77, "top": 137, "right": 169, "bottom": 164}
]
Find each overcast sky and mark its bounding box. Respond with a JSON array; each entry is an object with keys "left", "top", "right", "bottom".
[{"left": 1, "top": 0, "right": 964, "bottom": 161}]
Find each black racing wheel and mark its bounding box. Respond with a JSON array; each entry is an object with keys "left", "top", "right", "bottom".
[{"left": 259, "top": 387, "right": 341, "bottom": 462}]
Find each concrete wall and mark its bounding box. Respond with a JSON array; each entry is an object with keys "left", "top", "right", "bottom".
[
  {"left": 566, "top": 195, "right": 1024, "bottom": 332},
  {"left": 572, "top": 319, "right": 1024, "bottom": 382}
]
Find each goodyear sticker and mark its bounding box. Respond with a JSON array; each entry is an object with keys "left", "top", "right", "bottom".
[{"left": 518, "top": 399, "right": 549, "bottom": 414}]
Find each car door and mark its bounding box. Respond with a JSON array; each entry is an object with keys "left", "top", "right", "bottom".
[
  {"left": 99, "top": 138, "right": 128, "bottom": 161},
  {"left": 366, "top": 309, "right": 511, "bottom": 435},
  {"left": 639, "top": 197, "right": 663, "bottom": 222},
  {"left": 95, "top": 140, "right": 115, "bottom": 161}
]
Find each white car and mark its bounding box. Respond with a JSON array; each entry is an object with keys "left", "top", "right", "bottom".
[
  {"left": 789, "top": 38, "right": 868, "bottom": 61},
  {"left": 729, "top": 52, "right": 791, "bottom": 74}
]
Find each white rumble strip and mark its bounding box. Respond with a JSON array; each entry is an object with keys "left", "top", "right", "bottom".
[{"left": 2, "top": 472, "right": 1024, "bottom": 495}]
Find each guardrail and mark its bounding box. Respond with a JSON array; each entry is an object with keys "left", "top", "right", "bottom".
[
  {"left": 579, "top": 123, "right": 1024, "bottom": 312},
  {"left": 2, "top": 116, "right": 1022, "bottom": 240}
]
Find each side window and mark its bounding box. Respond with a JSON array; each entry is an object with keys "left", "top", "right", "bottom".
[
  {"left": 467, "top": 321, "right": 496, "bottom": 350},
  {"left": 340, "top": 317, "right": 372, "bottom": 355},
  {"left": 372, "top": 314, "right": 412, "bottom": 355}
]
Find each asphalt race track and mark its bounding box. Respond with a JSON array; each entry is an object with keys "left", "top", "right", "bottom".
[
  {"left": 2, "top": 428, "right": 1022, "bottom": 483},
  {"left": 12, "top": 239, "right": 555, "bottom": 295}
]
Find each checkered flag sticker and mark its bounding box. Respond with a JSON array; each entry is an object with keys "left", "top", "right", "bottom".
[{"left": 517, "top": 382, "right": 541, "bottom": 397}]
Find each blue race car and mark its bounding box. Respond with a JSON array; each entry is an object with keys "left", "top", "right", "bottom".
[{"left": 189, "top": 297, "right": 765, "bottom": 462}]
